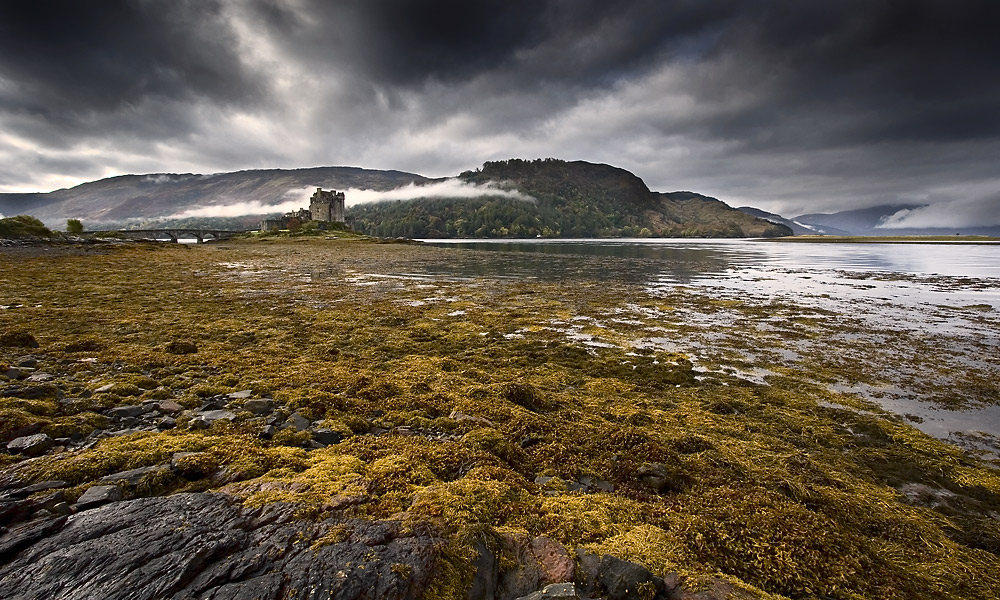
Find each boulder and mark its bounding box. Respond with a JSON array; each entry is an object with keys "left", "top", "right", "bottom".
[
  {"left": 285, "top": 412, "right": 312, "bottom": 431},
  {"left": 6, "top": 434, "right": 54, "bottom": 457},
  {"left": 0, "top": 493, "right": 439, "bottom": 599},
  {"left": 196, "top": 409, "right": 236, "bottom": 424},
  {"left": 74, "top": 485, "right": 122, "bottom": 510},
  {"left": 313, "top": 428, "right": 343, "bottom": 445},
  {"left": 228, "top": 389, "right": 253, "bottom": 400}
]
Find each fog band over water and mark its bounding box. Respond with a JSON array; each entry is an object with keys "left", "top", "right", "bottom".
[{"left": 164, "top": 179, "right": 533, "bottom": 219}]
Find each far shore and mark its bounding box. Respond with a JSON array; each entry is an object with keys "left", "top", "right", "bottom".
[{"left": 764, "top": 235, "right": 1000, "bottom": 244}]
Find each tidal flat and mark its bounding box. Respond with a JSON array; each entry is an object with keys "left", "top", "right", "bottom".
[{"left": 1, "top": 236, "right": 999, "bottom": 599}]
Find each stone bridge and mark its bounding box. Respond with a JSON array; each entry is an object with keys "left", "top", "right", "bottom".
[{"left": 88, "top": 229, "right": 247, "bottom": 243}]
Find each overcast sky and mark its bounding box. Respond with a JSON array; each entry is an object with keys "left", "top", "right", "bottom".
[{"left": 1, "top": 0, "right": 998, "bottom": 223}]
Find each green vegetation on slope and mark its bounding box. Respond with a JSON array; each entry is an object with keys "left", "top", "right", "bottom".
[
  {"left": 0, "top": 215, "right": 53, "bottom": 238},
  {"left": 349, "top": 159, "right": 792, "bottom": 238}
]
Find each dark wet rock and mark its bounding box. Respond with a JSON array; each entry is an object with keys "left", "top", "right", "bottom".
[
  {"left": 515, "top": 582, "right": 580, "bottom": 600},
  {"left": 5, "top": 434, "right": 54, "bottom": 457},
  {"left": 243, "top": 398, "right": 275, "bottom": 415},
  {"left": 636, "top": 462, "right": 689, "bottom": 494},
  {"left": 313, "top": 428, "right": 343, "bottom": 445},
  {"left": 15, "top": 358, "right": 37, "bottom": 369},
  {"left": 200, "top": 398, "right": 228, "bottom": 411},
  {"left": 1, "top": 481, "right": 69, "bottom": 500},
  {"left": 259, "top": 424, "right": 277, "bottom": 439},
  {"left": 285, "top": 412, "right": 312, "bottom": 431},
  {"left": 574, "top": 551, "right": 683, "bottom": 600},
  {"left": 1, "top": 384, "right": 55, "bottom": 400},
  {"left": 469, "top": 539, "right": 499, "bottom": 600},
  {"left": 520, "top": 436, "right": 541, "bottom": 448},
  {"left": 0, "top": 493, "right": 439, "bottom": 599},
  {"left": 100, "top": 465, "right": 170, "bottom": 486},
  {"left": 2, "top": 367, "right": 23, "bottom": 380},
  {"left": 74, "top": 485, "right": 122, "bottom": 510},
  {"left": 157, "top": 416, "right": 177, "bottom": 430},
  {"left": 0, "top": 515, "right": 67, "bottom": 562}
]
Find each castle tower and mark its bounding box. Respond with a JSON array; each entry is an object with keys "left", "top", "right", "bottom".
[{"left": 309, "top": 188, "right": 345, "bottom": 223}]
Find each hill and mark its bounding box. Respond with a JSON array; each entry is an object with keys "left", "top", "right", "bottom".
[
  {"left": 792, "top": 204, "right": 1000, "bottom": 237},
  {"left": 0, "top": 167, "right": 428, "bottom": 229},
  {"left": 0, "top": 159, "right": 790, "bottom": 238},
  {"left": 348, "top": 159, "right": 791, "bottom": 238},
  {"left": 737, "top": 207, "right": 828, "bottom": 236}
]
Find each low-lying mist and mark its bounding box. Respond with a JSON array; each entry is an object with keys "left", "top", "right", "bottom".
[{"left": 164, "top": 179, "right": 532, "bottom": 220}]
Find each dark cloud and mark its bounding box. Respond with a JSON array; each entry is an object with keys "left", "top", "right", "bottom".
[
  {"left": 0, "top": 1, "right": 260, "bottom": 125},
  {"left": 0, "top": 0, "right": 998, "bottom": 223}
]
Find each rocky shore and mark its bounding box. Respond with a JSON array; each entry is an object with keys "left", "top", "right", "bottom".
[{"left": 1, "top": 238, "right": 998, "bottom": 599}]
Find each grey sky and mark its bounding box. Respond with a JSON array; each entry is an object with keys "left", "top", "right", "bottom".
[{"left": 1, "top": 0, "right": 998, "bottom": 223}]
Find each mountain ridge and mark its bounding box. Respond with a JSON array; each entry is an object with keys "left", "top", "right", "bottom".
[{"left": 0, "top": 159, "right": 790, "bottom": 238}]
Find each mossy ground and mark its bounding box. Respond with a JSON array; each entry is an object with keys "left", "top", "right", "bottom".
[{"left": 1, "top": 238, "right": 999, "bottom": 599}]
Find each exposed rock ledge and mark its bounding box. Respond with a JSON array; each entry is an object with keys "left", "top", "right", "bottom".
[{"left": 0, "top": 493, "right": 439, "bottom": 599}]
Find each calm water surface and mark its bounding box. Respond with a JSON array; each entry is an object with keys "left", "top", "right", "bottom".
[{"left": 419, "top": 239, "right": 1000, "bottom": 448}]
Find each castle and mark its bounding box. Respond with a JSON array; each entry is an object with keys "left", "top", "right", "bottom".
[{"left": 260, "top": 188, "right": 346, "bottom": 231}]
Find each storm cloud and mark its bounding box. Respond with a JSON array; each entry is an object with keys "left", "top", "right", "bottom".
[{"left": 1, "top": 0, "right": 998, "bottom": 222}]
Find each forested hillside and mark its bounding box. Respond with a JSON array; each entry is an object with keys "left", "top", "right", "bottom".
[{"left": 348, "top": 159, "right": 790, "bottom": 238}]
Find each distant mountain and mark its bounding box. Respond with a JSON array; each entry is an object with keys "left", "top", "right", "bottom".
[
  {"left": 349, "top": 159, "right": 791, "bottom": 238},
  {"left": 0, "top": 159, "right": 790, "bottom": 238},
  {"left": 737, "top": 207, "right": 824, "bottom": 236},
  {"left": 793, "top": 204, "right": 1000, "bottom": 236},
  {"left": 0, "top": 167, "right": 428, "bottom": 229}
]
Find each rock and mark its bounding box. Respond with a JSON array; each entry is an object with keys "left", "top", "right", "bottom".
[
  {"left": 50, "top": 502, "right": 73, "bottom": 516},
  {"left": 259, "top": 424, "right": 277, "bottom": 439},
  {"left": 516, "top": 582, "right": 580, "bottom": 600},
  {"left": 2, "top": 481, "right": 70, "bottom": 500},
  {"left": 156, "top": 416, "right": 177, "bottom": 430},
  {"left": 636, "top": 462, "right": 689, "bottom": 494},
  {"left": 1, "top": 385, "right": 53, "bottom": 400},
  {"left": 108, "top": 405, "right": 146, "bottom": 420},
  {"left": 531, "top": 537, "right": 574, "bottom": 584},
  {"left": 188, "top": 417, "right": 210, "bottom": 430},
  {"left": 156, "top": 399, "right": 184, "bottom": 414},
  {"left": 93, "top": 383, "right": 116, "bottom": 394},
  {"left": 228, "top": 389, "right": 253, "bottom": 400},
  {"left": 313, "top": 428, "right": 343, "bottom": 445},
  {"left": 243, "top": 398, "right": 275, "bottom": 415},
  {"left": 597, "top": 554, "right": 666, "bottom": 600},
  {"left": 74, "top": 485, "right": 122, "bottom": 510},
  {"left": 24, "top": 372, "right": 53, "bottom": 383},
  {"left": 498, "top": 535, "right": 574, "bottom": 599},
  {"left": 0, "top": 493, "right": 439, "bottom": 599},
  {"left": 5, "top": 434, "right": 54, "bottom": 457},
  {"left": 285, "top": 412, "right": 312, "bottom": 431},
  {"left": 469, "top": 539, "right": 499, "bottom": 600},
  {"left": 100, "top": 465, "right": 170, "bottom": 486},
  {"left": 2, "top": 367, "right": 22, "bottom": 380},
  {"left": 15, "top": 358, "right": 37, "bottom": 369},
  {"left": 449, "top": 410, "right": 495, "bottom": 426},
  {"left": 196, "top": 409, "right": 236, "bottom": 424}
]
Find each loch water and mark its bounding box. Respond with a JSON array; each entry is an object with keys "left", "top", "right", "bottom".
[{"left": 419, "top": 238, "right": 1000, "bottom": 449}]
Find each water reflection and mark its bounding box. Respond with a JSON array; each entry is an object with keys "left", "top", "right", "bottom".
[{"left": 423, "top": 238, "right": 1000, "bottom": 280}]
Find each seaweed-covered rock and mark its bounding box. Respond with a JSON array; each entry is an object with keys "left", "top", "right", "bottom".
[
  {"left": 0, "top": 493, "right": 439, "bottom": 599},
  {"left": 0, "top": 331, "right": 39, "bottom": 348}
]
